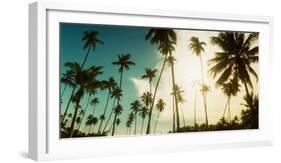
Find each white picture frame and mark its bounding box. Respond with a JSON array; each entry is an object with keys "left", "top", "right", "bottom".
[{"left": 29, "top": 1, "right": 274, "bottom": 161}]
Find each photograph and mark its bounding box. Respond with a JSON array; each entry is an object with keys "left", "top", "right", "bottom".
[{"left": 59, "top": 23, "right": 259, "bottom": 138}]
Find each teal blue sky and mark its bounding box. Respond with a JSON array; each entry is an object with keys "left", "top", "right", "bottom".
[{"left": 60, "top": 23, "right": 160, "bottom": 135}]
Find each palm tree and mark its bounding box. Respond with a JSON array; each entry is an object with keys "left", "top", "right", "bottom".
[
  {"left": 130, "top": 100, "right": 141, "bottom": 135},
  {"left": 192, "top": 80, "right": 199, "bottom": 126},
  {"left": 126, "top": 112, "right": 135, "bottom": 134},
  {"left": 61, "top": 70, "right": 75, "bottom": 97},
  {"left": 111, "top": 54, "right": 136, "bottom": 135},
  {"left": 240, "top": 93, "right": 258, "bottom": 129},
  {"left": 145, "top": 28, "right": 177, "bottom": 134},
  {"left": 141, "top": 68, "right": 157, "bottom": 93},
  {"left": 68, "top": 65, "right": 103, "bottom": 137},
  {"left": 199, "top": 83, "right": 211, "bottom": 127},
  {"left": 85, "top": 115, "right": 98, "bottom": 135},
  {"left": 167, "top": 55, "right": 180, "bottom": 130},
  {"left": 175, "top": 85, "right": 186, "bottom": 126},
  {"left": 153, "top": 99, "right": 166, "bottom": 133},
  {"left": 141, "top": 92, "right": 153, "bottom": 108},
  {"left": 115, "top": 118, "right": 121, "bottom": 131},
  {"left": 61, "top": 31, "right": 103, "bottom": 125},
  {"left": 139, "top": 106, "right": 148, "bottom": 134},
  {"left": 81, "top": 30, "right": 104, "bottom": 68},
  {"left": 111, "top": 104, "right": 123, "bottom": 136},
  {"left": 221, "top": 79, "right": 240, "bottom": 122},
  {"left": 188, "top": 36, "right": 208, "bottom": 127},
  {"left": 209, "top": 32, "right": 259, "bottom": 102},
  {"left": 102, "top": 86, "right": 122, "bottom": 134},
  {"left": 97, "top": 77, "right": 117, "bottom": 133}
]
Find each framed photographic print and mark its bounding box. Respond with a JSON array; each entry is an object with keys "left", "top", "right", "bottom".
[{"left": 29, "top": 1, "right": 274, "bottom": 161}]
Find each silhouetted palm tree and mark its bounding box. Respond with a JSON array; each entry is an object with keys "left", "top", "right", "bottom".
[
  {"left": 175, "top": 85, "right": 186, "bottom": 126},
  {"left": 209, "top": 32, "right": 259, "bottom": 100},
  {"left": 192, "top": 80, "right": 199, "bottom": 126},
  {"left": 61, "top": 70, "right": 75, "bottom": 97},
  {"left": 126, "top": 112, "right": 134, "bottom": 134},
  {"left": 221, "top": 78, "right": 240, "bottom": 122},
  {"left": 86, "top": 114, "right": 98, "bottom": 135},
  {"left": 68, "top": 65, "right": 103, "bottom": 137},
  {"left": 153, "top": 99, "right": 166, "bottom": 133},
  {"left": 102, "top": 86, "right": 122, "bottom": 134},
  {"left": 81, "top": 30, "right": 104, "bottom": 68},
  {"left": 111, "top": 104, "right": 123, "bottom": 135},
  {"left": 62, "top": 31, "right": 104, "bottom": 125},
  {"left": 139, "top": 106, "right": 148, "bottom": 134},
  {"left": 111, "top": 54, "right": 135, "bottom": 135},
  {"left": 130, "top": 100, "right": 141, "bottom": 135},
  {"left": 142, "top": 68, "right": 157, "bottom": 93},
  {"left": 145, "top": 28, "right": 177, "bottom": 134},
  {"left": 188, "top": 37, "right": 209, "bottom": 127},
  {"left": 97, "top": 77, "right": 117, "bottom": 133},
  {"left": 240, "top": 93, "right": 258, "bottom": 129}
]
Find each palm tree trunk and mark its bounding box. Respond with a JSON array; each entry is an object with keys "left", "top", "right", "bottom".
[
  {"left": 61, "top": 87, "right": 76, "bottom": 124},
  {"left": 228, "top": 97, "right": 231, "bottom": 123},
  {"left": 153, "top": 111, "right": 161, "bottom": 133},
  {"left": 243, "top": 80, "right": 253, "bottom": 110},
  {"left": 170, "top": 55, "right": 180, "bottom": 131},
  {"left": 194, "top": 89, "right": 197, "bottom": 126},
  {"left": 181, "top": 106, "right": 186, "bottom": 126},
  {"left": 61, "top": 84, "right": 67, "bottom": 97},
  {"left": 98, "top": 91, "right": 111, "bottom": 133},
  {"left": 134, "top": 111, "right": 137, "bottom": 135},
  {"left": 146, "top": 55, "right": 168, "bottom": 134},
  {"left": 112, "top": 70, "right": 124, "bottom": 136},
  {"left": 81, "top": 47, "right": 91, "bottom": 69},
  {"left": 102, "top": 98, "right": 116, "bottom": 133},
  {"left": 78, "top": 94, "right": 92, "bottom": 130},
  {"left": 88, "top": 125, "right": 92, "bottom": 135},
  {"left": 172, "top": 95, "right": 175, "bottom": 132},
  {"left": 68, "top": 93, "right": 82, "bottom": 137},
  {"left": 222, "top": 98, "right": 229, "bottom": 118},
  {"left": 199, "top": 55, "right": 208, "bottom": 128},
  {"left": 141, "top": 118, "right": 145, "bottom": 134}
]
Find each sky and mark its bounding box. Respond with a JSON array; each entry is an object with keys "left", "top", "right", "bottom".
[{"left": 60, "top": 23, "right": 259, "bottom": 136}]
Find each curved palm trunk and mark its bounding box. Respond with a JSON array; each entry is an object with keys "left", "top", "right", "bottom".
[
  {"left": 227, "top": 97, "right": 231, "bottom": 123},
  {"left": 222, "top": 98, "right": 229, "bottom": 118},
  {"left": 153, "top": 111, "right": 161, "bottom": 133},
  {"left": 81, "top": 47, "right": 91, "bottom": 69},
  {"left": 102, "top": 98, "right": 116, "bottom": 133},
  {"left": 146, "top": 55, "right": 168, "bottom": 134},
  {"left": 199, "top": 55, "right": 208, "bottom": 127},
  {"left": 170, "top": 54, "right": 180, "bottom": 131},
  {"left": 97, "top": 91, "right": 111, "bottom": 133},
  {"left": 134, "top": 111, "right": 138, "bottom": 135},
  {"left": 78, "top": 94, "right": 92, "bottom": 130},
  {"left": 112, "top": 70, "right": 124, "bottom": 136}
]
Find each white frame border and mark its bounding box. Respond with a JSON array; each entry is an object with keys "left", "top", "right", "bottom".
[{"left": 29, "top": 1, "right": 274, "bottom": 161}]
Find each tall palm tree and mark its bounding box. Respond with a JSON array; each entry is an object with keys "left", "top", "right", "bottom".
[
  {"left": 188, "top": 36, "right": 209, "bottom": 127},
  {"left": 141, "top": 68, "right": 157, "bottom": 93},
  {"left": 167, "top": 55, "right": 180, "bottom": 130},
  {"left": 145, "top": 28, "right": 177, "bottom": 134},
  {"left": 111, "top": 104, "right": 123, "bottom": 136},
  {"left": 199, "top": 83, "right": 211, "bottom": 127},
  {"left": 102, "top": 86, "right": 122, "bottom": 133},
  {"left": 68, "top": 65, "right": 103, "bottom": 137},
  {"left": 130, "top": 100, "right": 141, "bottom": 135},
  {"left": 139, "top": 106, "right": 148, "bottom": 134},
  {"left": 153, "top": 99, "right": 166, "bottom": 133},
  {"left": 209, "top": 32, "right": 259, "bottom": 102},
  {"left": 97, "top": 77, "right": 117, "bottom": 133},
  {"left": 61, "top": 31, "right": 104, "bottom": 125},
  {"left": 221, "top": 78, "right": 240, "bottom": 122},
  {"left": 141, "top": 92, "right": 153, "bottom": 108},
  {"left": 111, "top": 54, "right": 136, "bottom": 136}
]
